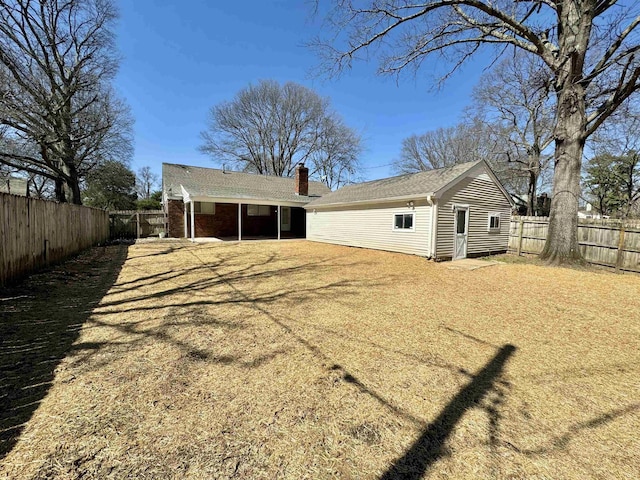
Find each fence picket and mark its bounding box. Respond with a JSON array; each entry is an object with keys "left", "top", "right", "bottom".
[
  {"left": 509, "top": 216, "right": 640, "bottom": 273},
  {"left": 109, "top": 210, "right": 165, "bottom": 239},
  {"left": 1, "top": 193, "right": 109, "bottom": 286}
]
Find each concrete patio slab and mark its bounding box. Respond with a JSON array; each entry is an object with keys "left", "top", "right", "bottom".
[{"left": 446, "top": 258, "right": 500, "bottom": 270}]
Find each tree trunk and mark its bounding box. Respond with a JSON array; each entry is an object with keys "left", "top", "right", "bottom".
[
  {"left": 55, "top": 177, "right": 67, "bottom": 203},
  {"left": 540, "top": 86, "right": 585, "bottom": 264},
  {"left": 527, "top": 168, "right": 537, "bottom": 216},
  {"left": 61, "top": 161, "right": 83, "bottom": 205}
]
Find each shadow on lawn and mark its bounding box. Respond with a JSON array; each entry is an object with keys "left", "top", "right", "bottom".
[
  {"left": 0, "top": 245, "right": 129, "bottom": 460},
  {"left": 379, "top": 344, "right": 517, "bottom": 480},
  {"left": 62, "top": 245, "right": 382, "bottom": 374},
  {"left": 99, "top": 250, "right": 373, "bottom": 312}
]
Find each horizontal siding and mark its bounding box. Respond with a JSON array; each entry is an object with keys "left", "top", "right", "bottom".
[
  {"left": 307, "top": 200, "right": 432, "bottom": 256},
  {"left": 436, "top": 174, "right": 511, "bottom": 259}
]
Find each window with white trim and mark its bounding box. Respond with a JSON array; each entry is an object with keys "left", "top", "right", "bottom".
[
  {"left": 393, "top": 213, "right": 415, "bottom": 231},
  {"left": 488, "top": 212, "right": 501, "bottom": 232},
  {"left": 247, "top": 204, "right": 271, "bottom": 216},
  {"left": 194, "top": 202, "right": 215, "bottom": 214}
]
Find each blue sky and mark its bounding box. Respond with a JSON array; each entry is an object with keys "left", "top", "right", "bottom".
[{"left": 113, "top": 0, "right": 488, "bottom": 184}]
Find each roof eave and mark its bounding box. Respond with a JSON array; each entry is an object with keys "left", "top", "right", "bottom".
[
  {"left": 180, "top": 186, "right": 314, "bottom": 207},
  {"left": 304, "top": 193, "right": 434, "bottom": 209}
]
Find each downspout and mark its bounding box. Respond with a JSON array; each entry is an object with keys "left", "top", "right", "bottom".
[{"left": 427, "top": 195, "right": 438, "bottom": 260}]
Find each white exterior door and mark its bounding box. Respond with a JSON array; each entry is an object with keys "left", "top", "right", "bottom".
[
  {"left": 453, "top": 206, "right": 469, "bottom": 260},
  {"left": 281, "top": 207, "right": 291, "bottom": 232}
]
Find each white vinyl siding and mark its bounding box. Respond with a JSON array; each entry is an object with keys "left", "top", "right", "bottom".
[
  {"left": 307, "top": 200, "right": 432, "bottom": 256},
  {"left": 436, "top": 173, "right": 511, "bottom": 259}
]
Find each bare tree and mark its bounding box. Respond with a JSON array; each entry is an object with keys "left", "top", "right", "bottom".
[
  {"left": 0, "top": 130, "right": 55, "bottom": 198},
  {"left": 393, "top": 122, "right": 501, "bottom": 173},
  {"left": 136, "top": 166, "right": 159, "bottom": 200},
  {"left": 27, "top": 173, "right": 55, "bottom": 199},
  {"left": 312, "top": 1, "right": 640, "bottom": 264},
  {"left": 309, "top": 114, "right": 362, "bottom": 189},
  {"left": 394, "top": 129, "right": 457, "bottom": 173},
  {"left": 393, "top": 120, "right": 537, "bottom": 194},
  {"left": 0, "top": 0, "right": 132, "bottom": 204},
  {"left": 200, "top": 80, "right": 362, "bottom": 188},
  {"left": 471, "top": 53, "right": 555, "bottom": 215}
]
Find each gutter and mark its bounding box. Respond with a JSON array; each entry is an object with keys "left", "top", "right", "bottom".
[{"left": 304, "top": 193, "right": 435, "bottom": 210}]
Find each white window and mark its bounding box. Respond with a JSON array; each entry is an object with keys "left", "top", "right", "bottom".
[
  {"left": 393, "top": 212, "right": 415, "bottom": 231},
  {"left": 194, "top": 202, "right": 215, "bottom": 214},
  {"left": 247, "top": 204, "right": 271, "bottom": 216},
  {"left": 488, "top": 212, "right": 501, "bottom": 232}
]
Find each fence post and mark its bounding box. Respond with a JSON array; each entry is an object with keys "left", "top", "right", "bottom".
[
  {"left": 615, "top": 223, "right": 626, "bottom": 272},
  {"left": 517, "top": 217, "right": 525, "bottom": 256},
  {"left": 136, "top": 212, "right": 140, "bottom": 239}
]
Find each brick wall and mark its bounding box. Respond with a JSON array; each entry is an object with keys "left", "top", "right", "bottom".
[
  {"left": 167, "top": 199, "right": 184, "bottom": 238},
  {"left": 295, "top": 164, "right": 309, "bottom": 196},
  {"left": 168, "top": 201, "right": 305, "bottom": 239},
  {"left": 192, "top": 203, "right": 238, "bottom": 237}
]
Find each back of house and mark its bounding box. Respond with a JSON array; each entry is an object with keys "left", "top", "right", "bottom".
[
  {"left": 305, "top": 161, "right": 513, "bottom": 260},
  {"left": 162, "top": 162, "right": 329, "bottom": 240}
]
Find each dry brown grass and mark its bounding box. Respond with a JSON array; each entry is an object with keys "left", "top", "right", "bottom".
[{"left": 1, "top": 240, "right": 639, "bottom": 479}]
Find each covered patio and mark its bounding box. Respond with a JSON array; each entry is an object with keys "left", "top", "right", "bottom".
[
  {"left": 181, "top": 189, "right": 306, "bottom": 241},
  {"left": 163, "top": 162, "right": 328, "bottom": 240}
]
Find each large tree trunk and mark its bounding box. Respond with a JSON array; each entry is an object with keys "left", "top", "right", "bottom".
[
  {"left": 540, "top": 85, "right": 586, "bottom": 264},
  {"left": 61, "top": 161, "right": 82, "bottom": 205},
  {"left": 527, "top": 167, "right": 537, "bottom": 216},
  {"left": 54, "top": 177, "right": 67, "bottom": 203}
]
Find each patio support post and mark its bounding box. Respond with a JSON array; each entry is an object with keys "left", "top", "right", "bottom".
[
  {"left": 183, "top": 203, "right": 188, "bottom": 238},
  {"left": 277, "top": 205, "right": 281, "bottom": 240},
  {"left": 238, "top": 203, "right": 242, "bottom": 241},
  {"left": 190, "top": 200, "right": 195, "bottom": 241}
]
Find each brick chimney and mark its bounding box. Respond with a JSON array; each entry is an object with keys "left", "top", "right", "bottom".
[{"left": 295, "top": 163, "right": 308, "bottom": 196}]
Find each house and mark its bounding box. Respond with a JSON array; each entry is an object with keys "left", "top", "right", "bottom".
[
  {"left": 162, "top": 163, "right": 329, "bottom": 240},
  {"left": 512, "top": 192, "right": 551, "bottom": 216},
  {"left": 578, "top": 202, "right": 605, "bottom": 219},
  {"left": 0, "top": 176, "right": 28, "bottom": 196},
  {"left": 304, "top": 160, "right": 513, "bottom": 260}
]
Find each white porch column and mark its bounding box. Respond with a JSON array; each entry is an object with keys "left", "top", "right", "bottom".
[
  {"left": 277, "top": 205, "right": 281, "bottom": 240},
  {"left": 183, "top": 203, "right": 188, "bottom": 238},
  {"left": 190, "top": 200, "right": 195, "bottom": 241},
  {"left": 238, "top": 203, "right": 242, "bottom": 241}
]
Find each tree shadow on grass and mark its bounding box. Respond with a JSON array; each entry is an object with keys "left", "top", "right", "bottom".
[
  {"left": 0, "top": 245, "right": 129, "bottom": 460},
  {"left": 380, "top": 344, "right": 517, "bottom": 480},
  {"left": 46, "top": 245, "right": 382, "bottom": 379}
]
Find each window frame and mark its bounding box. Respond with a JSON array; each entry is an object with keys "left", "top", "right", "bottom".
[
  {"left": 487, "top": 212, "right": 501, "bottom": 232},
  {"left": 392, "top": 212, "right": 416, "bottom": 232},
  {"left": 193, "top": 201, "right": 215, "bottom": 215},
  {"left": 247, "top": 204, "right": 271, "bottom": 217}
]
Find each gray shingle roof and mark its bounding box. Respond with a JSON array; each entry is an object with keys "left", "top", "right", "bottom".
[
  {"left": 162, "top": 163, "right": 330, "bottom": 204},
  {"left": 306, "top": 161, "right": 482, "bottom": 207}
]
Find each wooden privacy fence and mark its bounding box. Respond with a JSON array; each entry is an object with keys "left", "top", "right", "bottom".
[
  {"left": 109, "top": 210, "right": 165, "bottom": 239},
  {"left": 509, "top": 216, "right": 640, "bottom": 273},
  {"left": 1, "top": 193, "right": 109, "bottom": 286}
]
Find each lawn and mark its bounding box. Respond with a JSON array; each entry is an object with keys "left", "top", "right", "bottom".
[{"left": 1, "top": 240, "right": 639, "bottom": 479}]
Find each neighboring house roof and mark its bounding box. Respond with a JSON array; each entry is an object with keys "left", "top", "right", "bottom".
[
  {"left": 306, "top": 160, "right": 509, "bottom": 208},
  {"left": 0, "top": 176, "right": 28, "bottom": 196},
  {"left": 162, "top": 163, "right": 330, "bottom": 204}
]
